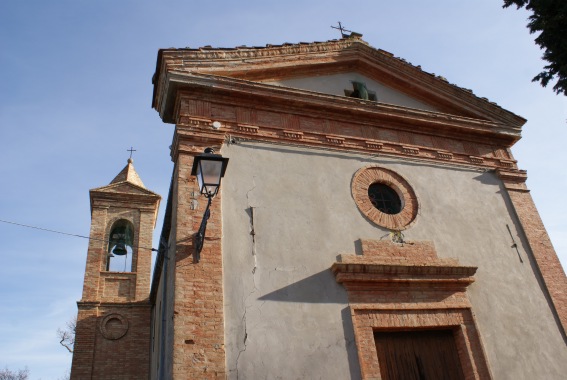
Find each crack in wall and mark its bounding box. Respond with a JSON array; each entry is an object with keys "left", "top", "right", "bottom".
[
  {"left": 234, "top": 183, "right": 260, "bottom": 380},
  {"left": 234, "top": 300, "right": 248, "bottom": 380},
  {"left": 245, "top": 179, "right": 258, "bottom": 278},
  {"left": 235, "top": 276, "right": 259, "bottom": 379},
  {"left": 249, "top": 207, "right": 257, "bottom": 274}
]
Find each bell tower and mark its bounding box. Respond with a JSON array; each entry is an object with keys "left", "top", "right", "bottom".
[{"left": 71, "top": 158, "right": 161, "bottom": 380}]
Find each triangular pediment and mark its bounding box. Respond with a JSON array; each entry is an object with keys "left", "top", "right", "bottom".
[{"left": 155, "top": 38, "right": 525, "bottom": 129}]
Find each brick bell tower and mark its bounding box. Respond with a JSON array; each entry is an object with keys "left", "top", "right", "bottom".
[{"left": 71, "top": 158, "right": 161, "bottom": 380}]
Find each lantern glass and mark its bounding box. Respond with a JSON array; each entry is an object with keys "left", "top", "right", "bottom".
[
  {"left": 191, "top": 148, "right": 229, "bottom": 198},
  {"left": 197, "top": 159, "right": 224, "bottom": 196}
]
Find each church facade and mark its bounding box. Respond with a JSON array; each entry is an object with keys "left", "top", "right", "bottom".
[{"left": 71, "top": 35, "right": 567, "bottom": 379}]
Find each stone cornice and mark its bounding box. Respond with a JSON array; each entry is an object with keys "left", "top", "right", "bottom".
[
  {"left": 496, "top": 168, "right": 529, "bottom": 191},
  {"left": 170, "top": 125, "right": 226, "bottom": 163},
  {"left": 90, "top": 190, "right": 161, "bottom": 205},
  {"left": 76, "top": 300, "right": 151, "bottom": 307},
  {"left": 158, "top": 38, "right": 363, "bottom": 63},
  {"left": 173, "top": 115, "right": 525, "bottom": 174},
  {"left": 332, "top": 262, "right": 477, "bottom": 285},
  {"left": 333, "top": 240, "right": 476, "bottom": 288},
  {"left": 89, "top": 190, "right": 161, "bottom": 219},
  {"left": 161, "top": 72, "right": 521, "bottom": 145},
  {"left": 332, "top": 240, "right": 477, "bottom": 293}
]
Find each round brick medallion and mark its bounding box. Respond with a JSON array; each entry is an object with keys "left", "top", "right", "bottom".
[
  {"left": 100, "top": 313, "right": 129, "bottom": 340},
  {"left": 352, "top": 166, "right": 418, "bottom": 230}
]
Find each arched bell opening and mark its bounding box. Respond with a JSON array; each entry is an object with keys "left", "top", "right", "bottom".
[{"left": 106, "top": 219, "right": 134, "bottom": 272}]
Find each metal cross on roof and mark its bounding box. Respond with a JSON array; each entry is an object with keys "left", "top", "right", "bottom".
[
  {"left": 331, "top": 22, "right": 353, "bottom": 38},
  {"left": 127, "top": 147, "right": 136, "bottom": 159}
]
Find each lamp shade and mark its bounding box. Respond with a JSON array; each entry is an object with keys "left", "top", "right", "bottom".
[{"left": 191, "top": 148, "right": 229, "bottom": 197}]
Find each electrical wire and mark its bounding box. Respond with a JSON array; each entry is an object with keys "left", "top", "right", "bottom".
[{"left": 0, "top": 218, "right": 158, "bottom": 251}]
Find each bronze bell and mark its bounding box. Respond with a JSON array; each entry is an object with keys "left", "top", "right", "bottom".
[{"left": 112, "top": 239, "right": 128, "bottom": 256}]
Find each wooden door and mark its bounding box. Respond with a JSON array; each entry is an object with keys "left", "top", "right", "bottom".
[{"left": 374, "top": 329, "right": 465, "bottom": 380}]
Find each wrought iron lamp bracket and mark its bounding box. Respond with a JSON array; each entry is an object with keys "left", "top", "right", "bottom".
[{"left": 194, "top": 193, "right": 213, "bottom": 263}]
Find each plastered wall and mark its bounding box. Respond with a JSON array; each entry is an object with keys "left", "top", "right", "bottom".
[
  {"left": 221, "top": 141, "right": 567, "bottom": 379},
  {"left": 266, "top": 72, "right": 438, "bottom": 112}
]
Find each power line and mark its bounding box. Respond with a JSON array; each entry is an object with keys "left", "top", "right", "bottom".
[{"left": 0, "top": 218, "right": 158, "bottom": 252}]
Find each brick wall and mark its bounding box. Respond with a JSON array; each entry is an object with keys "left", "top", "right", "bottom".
[
  {"left": 169, "top": 136, "right": 227, "bottom": 378},
  {"left": 499, "top": 171, "right": 567, "bottom": 336},
  {"left": 71, "top": 175, "right": 160, "bottom": 380},
  {"left": 72, "top": 304, "right": 151, "bottom": 379}
]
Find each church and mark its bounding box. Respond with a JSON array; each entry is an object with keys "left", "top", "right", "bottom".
[{"left": 70, "top": 34, "right": 567, "bottom": 379}]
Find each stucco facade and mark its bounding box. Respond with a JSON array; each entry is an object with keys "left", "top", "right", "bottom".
[
  {"left": 221, "top": 141, "right": 566, "bottom": 379},
  {"left": 72, "top": 35, "right": 567, "bottom": 379}
]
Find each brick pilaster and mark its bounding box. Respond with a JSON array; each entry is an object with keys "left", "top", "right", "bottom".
[
  {"left": 82, "top": 207, "right": 107, "bottom": 301},
  {"left": 170, "top": 146, "right": 226, "bottom": 378},
  {"left": 135, "top": 209, "right": 157, "bottom": 299},
  {"left": 498, "top": 169, "right": 567, "bottom": 336}
]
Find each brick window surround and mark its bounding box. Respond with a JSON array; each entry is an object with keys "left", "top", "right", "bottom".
[
  {"left": 351, "top": 166, "right": 418, "bottom": 230},
  {"left": 100, "top": 313, "right": 129, "bottom": 340},
  {"left": 332, "top": 240, "right": 492, "bottom": 380}
]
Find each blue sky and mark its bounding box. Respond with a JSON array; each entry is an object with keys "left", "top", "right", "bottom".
[{"left": 1, "top": 1, "right": 565, "bottom": 378}]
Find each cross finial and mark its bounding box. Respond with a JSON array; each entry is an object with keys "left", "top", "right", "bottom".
[
  {"left": 331, "top": 22, "right": 352, "bottom": 38},
  {"left": 127, "top": 147, "right": 136, "bottom": 160}
]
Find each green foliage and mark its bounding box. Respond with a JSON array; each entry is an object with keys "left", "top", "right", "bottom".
[{"left": 504, "top": 0, "right": 567, "bottom": 95}]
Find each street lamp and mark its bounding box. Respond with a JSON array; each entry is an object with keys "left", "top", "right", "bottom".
[{"left": 190, "top": 148, "right": 229, "bottom": 262}]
